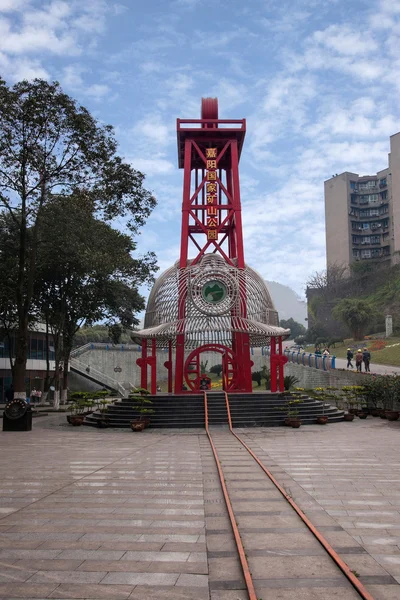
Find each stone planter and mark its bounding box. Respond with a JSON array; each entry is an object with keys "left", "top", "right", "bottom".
[
  {"left": 130, "top": 421, "right": 145, "bottom": 432},
  {"left": 343, "top": 413, "right": 354, "bottom": 422},
  {"left": 69, "top": 416, "right": 84, "bottom": 426},
  {"left": 316, "top": 416, "right": 328, "bottom": 425},
  {"left": 385, "top": 411, "right": 399, "bottom": 421},
  {"left": 358, "top": 413, "right": 368, "bottom": 419}
]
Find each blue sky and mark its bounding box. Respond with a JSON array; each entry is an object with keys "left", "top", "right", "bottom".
[{"left": 1, "top": 0, "right": 400, "bottom": 300}]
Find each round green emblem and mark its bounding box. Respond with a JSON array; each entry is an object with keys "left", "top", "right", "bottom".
[{"left": 201, "top": 280, "right": 227, "bottom": 304}]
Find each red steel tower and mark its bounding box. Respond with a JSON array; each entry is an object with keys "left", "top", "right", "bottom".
[{"left": 136, "top": 99, "right": 289, "bottom": 394}]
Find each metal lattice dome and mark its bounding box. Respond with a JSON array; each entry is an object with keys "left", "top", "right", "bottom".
[{"left": 135, "top": 254, "right": 290, "bottom": 348}]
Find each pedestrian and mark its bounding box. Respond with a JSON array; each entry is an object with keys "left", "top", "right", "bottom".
[
  {"left": 355, "top": 349, "right": 363, "bottom": 372},
  {"left": 362, "top": 347, "right": 371, "bottom": 372},
  {"left": 4, "top": 383, "right": 13, "bottom": 403},
  {"left": 156, "top": 385, "right": 161, "bottom": 392},
  {"left": 346, "top": 348, "right": 354, "bottom": 369},
  {"left": 323, "top": 347, "right": 330, "bottom": 356}
]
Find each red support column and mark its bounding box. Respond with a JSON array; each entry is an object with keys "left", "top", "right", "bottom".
[
  {"left": 278, "top": 336, "right": 284, "bottom": 393},
  {"left": 270, "top": 336, "right": 277, "bottom": 393},
  {"left": 140, "top": 339, "right": 148, "bottom": 390},
  {"left": 151, "top": 338, "right": 157, "bottom": 395},
  {"left": 167, "top": 341, "right": 173, "bottom": 393}
]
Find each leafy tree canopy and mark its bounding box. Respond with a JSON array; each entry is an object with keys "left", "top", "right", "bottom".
[
  {"left": 279, "top": 317, "right": 306, "bottom": 340},
  {"left": 332, "top": 299, "right": 378, "bottom": 341}
]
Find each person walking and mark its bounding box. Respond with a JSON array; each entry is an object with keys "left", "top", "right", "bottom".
[
  {"left": 346, "top": 348, "right": 354, "bottom": 369},
  {"left": 355, "top": 349, "right": 363, "bottom": 372},
  {"left": 362, "top": 347, "right": 371, "bottom": 372}
]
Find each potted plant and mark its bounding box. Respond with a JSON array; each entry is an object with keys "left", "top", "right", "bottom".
[
  {"left": 343, "top": 412, "right": 355, "bottom": 422},
  {"left": 281, "top": 398, "right": 303, "bottom": 428},
  {"left": 130, "top": 392, "right": 154, "bottom": 431},
  {"left": 287, "top": 406, "right": 301, "bottom": 428},
  {"left": 96, "top": 400, "right": 110, "bottom": 428},
  {"left": 67, "top": 403, "right": 84, "bottom": 426}
]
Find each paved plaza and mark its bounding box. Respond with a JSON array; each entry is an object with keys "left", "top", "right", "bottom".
[{"left": 0, "top": 415, "right": 399, "bottom": 599}]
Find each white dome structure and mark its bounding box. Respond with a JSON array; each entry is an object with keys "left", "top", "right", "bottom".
[{"left": 135, "top": 254, "right": 289, "bottom": 348}]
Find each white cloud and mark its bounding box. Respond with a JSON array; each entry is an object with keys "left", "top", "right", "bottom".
[
  {"left": 85, "top": 83, "right": 109, "bottom": 99},
  {"left": 313, "top": 24, "right": 378, "bottom": 56},
  {"left": 113, "top": 3, "right": 128, "bottom": 16},
  {"left": 0, "top": 15, "right": 80, "bottom": 55},
  {"left": 0, "top": 51, "right": 50, "bottom": 81},
  {"left": 0, "top": 0, "right": 29, "bottom": 11},
  {"left": 130, "top": 157, "right": 175, "bottom": 176},
  {"left": 133, "top": 114, "right": 172, "bottom": 147}
]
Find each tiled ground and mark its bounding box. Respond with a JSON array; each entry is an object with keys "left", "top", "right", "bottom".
[{"left": 0, "top": 414, "right": 399, "bottom": 599}]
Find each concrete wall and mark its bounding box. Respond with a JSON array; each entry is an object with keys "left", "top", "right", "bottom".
[
  {"left": 69, "top": 371, "right": 104, "bottom": 393},
  {"left": 69, "top": 344, "right": 379, "bottom": 395},
  {"left": 324, "top": 173, "right": 354, "bottom": 269},
  {"left": 71, "top": 346, "right": 271, "bottom": 388}
]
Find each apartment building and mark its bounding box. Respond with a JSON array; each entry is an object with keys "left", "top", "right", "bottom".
[{"left": 324, "top": 132, "right": 400, "bottom": 269}]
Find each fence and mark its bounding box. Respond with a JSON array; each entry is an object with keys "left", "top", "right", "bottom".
[{"left": 283, "top": 349, "right": 336, "bottom": 371}]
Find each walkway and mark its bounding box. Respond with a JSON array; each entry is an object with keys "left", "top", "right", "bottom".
[
  {"left": 0, "top": 414, "right": 399, "bottom": 599},
  {"left": 334, "top": 357, "right": 400, "bottom": 375}
]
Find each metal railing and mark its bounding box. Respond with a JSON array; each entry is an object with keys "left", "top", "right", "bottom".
[
  {"left": 70, "top": 357, "right": 127, "bottom": 396},
  {"left": 283, "top": 349, "right": 336, "bottom": 371},
  {"left": 263, "top": 348, "right": 336, "bottom": 371},
  {"left": 71, "top": 343, "right": 142, "bottom": 358}
]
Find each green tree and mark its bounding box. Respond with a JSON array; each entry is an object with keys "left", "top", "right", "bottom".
[
  {"left": 0, "top": 78, "right": 155, "bottom": 398},
  {"left": 209, "top": 364, "right": 222, "bottom": 377},
  {"left": 279, "top": 317, "right": 306, "bottom": 340},
  {"left": 34, "top": 193, "right": 157, "bottom": 406},
  {"left": 332, "top": 299, "right": 376, "bottom": 340}
]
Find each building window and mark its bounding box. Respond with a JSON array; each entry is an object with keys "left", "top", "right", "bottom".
[
  {"left": 350, "top": 181, "right": 358, "bottom": 190},
  {"left": 350, "top": 194, "right": 358, "bottom": 203},
  {"left": 30, "top": 337, "right": 37, "bottom": 359},
  {"left": 363, "top": 223, "right": 370, "bottom": 229},
  {"left": 370, "top": 236, "right": 380, "bottom": 244},
  {"left": 359, "top": 180, "right": 377, "bottom": 190},
  {"left": 379, "top": 178, "right": 387, "bottom": 187},
  {"left": 359, "top": 194, "right": 379, "bottom": 204},
  {"left": 361, "top": 249, "right": 371, "bottom": 258},
  {"left": 381, "top": 190, "right": 388, "bottom": 200},
  {"left": 361, "top": 236, "right": 371, "bottom": 244},
  {"left": 371, "top": 249, "right": 381, "bottom": 257},
  {"left": 352, "top": 235, "right": 359, "bottom": 244},
  {"left": 353, "top": 249, "right": 360, "bottom": 257}
]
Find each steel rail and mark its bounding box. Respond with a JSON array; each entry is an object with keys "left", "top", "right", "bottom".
[
  {"left": 204, "top": 392, "right": 257, "bottom": 600},
  {"left": 223, "top": 391, "right": 376, "bottom": 600}
]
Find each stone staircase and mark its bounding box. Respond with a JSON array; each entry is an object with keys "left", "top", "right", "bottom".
[
  {"left": 84, "top": 392, "right": 344, "bottom": 428},
  {"left": 207, "top": 392, "right": 229, "bottom": 426},
  {"left": 228, "top": 393, "right": 344, "bottom": 427},
  {"left": 84, "top": 394, "right": 205, "bottom": 428}
]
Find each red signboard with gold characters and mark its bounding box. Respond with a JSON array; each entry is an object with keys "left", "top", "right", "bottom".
[{"left": 206, "top": 148, "right": 218, "bottom": 241}]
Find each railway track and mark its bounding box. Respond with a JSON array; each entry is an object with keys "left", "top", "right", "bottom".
[{"left": 204, "top": 391, "right": 375, "bottom": 600}]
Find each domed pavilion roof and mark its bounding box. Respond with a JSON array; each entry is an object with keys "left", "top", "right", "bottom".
[{"left": 134, "top": 254, "right": 290, "bottom": 348}]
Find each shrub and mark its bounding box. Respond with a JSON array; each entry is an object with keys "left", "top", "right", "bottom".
[{"left": 284, "top": 375, "right": 299, "bottom": 390}]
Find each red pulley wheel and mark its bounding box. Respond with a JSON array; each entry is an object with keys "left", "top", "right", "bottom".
[{"left": 201, "top": 97, "right": 218, "bottom": 120}]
